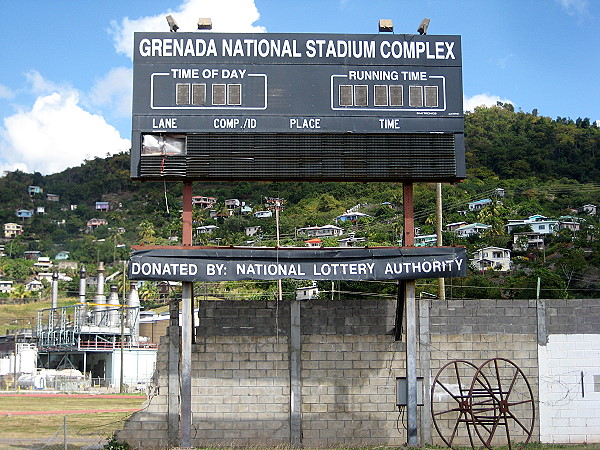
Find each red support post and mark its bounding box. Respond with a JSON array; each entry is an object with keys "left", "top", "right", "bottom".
[
  {"left": 182, "top": 182, "right": 193, "bottom": 246},
  {"left": 403, "top": 183, "right": 414, "bottom": 246}
]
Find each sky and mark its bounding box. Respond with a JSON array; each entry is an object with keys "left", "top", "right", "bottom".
[{"left": 0, "top": 0, "right": 598, "bottom": 175}]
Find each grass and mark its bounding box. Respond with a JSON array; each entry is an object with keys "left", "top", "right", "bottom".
[
  {"left": 0, "top": 393, "right": 145, "bottom": 445},
  {"left": 0, "top": 297, "right": 74, "bottom": 332}
]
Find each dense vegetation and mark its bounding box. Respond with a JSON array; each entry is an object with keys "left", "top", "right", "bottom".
[{"left": 0, "top": 104, "right": 599, "bottom": 301}]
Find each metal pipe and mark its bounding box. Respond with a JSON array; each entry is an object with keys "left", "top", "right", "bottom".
[
  {"left": 78, "top": 266, "right": 86, "bottom": 303},
  {"left": 52, "top": 270, "right": 59, "bottom": 309}
]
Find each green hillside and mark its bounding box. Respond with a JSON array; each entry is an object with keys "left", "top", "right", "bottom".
[{"left": 0, "top": 104, "right": 599, "bottom": 302}]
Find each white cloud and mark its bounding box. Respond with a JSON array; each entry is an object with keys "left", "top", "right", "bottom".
[
  {"left": 0, "top": 84, "right": 14, "bottom": 100},
  {"left": 555, "top": 0, "right": 589, "bottom": 15},
  {"left": 464, "top": 93, "right": 514, "bottom": 112},
  {"left": 109, "top": 0, "right": 266, "bottom": 59},
  {"left": 0, "top": 85, "right": 130, "bottom": 175},
  {"left": 25, "top": 70, "right": 68, "bottom": 95},
  {"left": 88, "top": 66, "right": 133, "bottom": 119}
]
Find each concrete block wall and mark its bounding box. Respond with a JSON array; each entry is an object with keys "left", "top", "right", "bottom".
[
  {"left": 117, "top": 297, "right": 599, "bottom": 448},
  {"left": 190, "top": 335, "right": 291, "bottom": 447},
  {"left": 301, "top": 335, "right": 406, "bottom": 447},
  {"left": 117, "top": 332, "right": 171, "bottom": 449}
]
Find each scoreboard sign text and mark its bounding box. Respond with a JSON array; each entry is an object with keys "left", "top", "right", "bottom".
[{"left": 131, "top": 32, "right": 464, "bottom": 182}]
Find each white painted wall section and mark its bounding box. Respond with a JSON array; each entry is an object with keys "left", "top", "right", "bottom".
[{"left": 538, "top": 334, "right": 600, "bottom": 443}]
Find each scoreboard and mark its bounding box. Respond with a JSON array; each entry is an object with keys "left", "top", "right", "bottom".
[{"left": 131, "top": 32, "right": 465, "bottom": 182}]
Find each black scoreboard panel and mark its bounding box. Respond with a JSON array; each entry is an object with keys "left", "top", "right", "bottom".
[{"left": 131, "top": 32, "right": 464, "bottom": 182}]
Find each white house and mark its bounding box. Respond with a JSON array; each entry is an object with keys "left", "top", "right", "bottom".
[
  {"left": 296, "top": 225, "right": 344, "bottom": 238},
  {"left": 468, "top": 199, "right": 492, "bottom": 211},
  {"left": 245, "top": 226, "right": 261, "bottom": 237},
  {"left": 579, "top": 204, "right": 597, "bottom": 215},
  {"left": 25, "top": 279, "right": 44, "bottom": 291},
  {"left": 472, "top": 246, "right": 511, "bottom": 272},
  {"left": 512, "top": 232, "right": 545, "bottom": 251},
  {"left": 446, "top": 221, "right": 467, "bottom": 232},
  {"left": 254, "top": 210, "right": 272, "bottom": 219},
  {"left": 506, "top": 215, "right": 559, "bottom": 235},
  {"left": 0, "top": 281, "right": 13, "bottom": 293},
  {"left": 454, "top": 223, "right": 491, "bottom": 238},
  {"left": 338, "top": 236, "right": 367, "bottom": 247},
  {"left": 196, "top": 225, "right": 218, "bottom": 234},
  {"left": 296, "top": 283, "right": 319, "bottom": 300},
  {"left": 4, "top": 223, "right": 23, "bottom": 238}
]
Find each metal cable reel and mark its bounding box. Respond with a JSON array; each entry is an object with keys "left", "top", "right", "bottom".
[
  {"left": 431, "top": 360, "right": 480, "bottom": 448},
  {"left": 431, "top": 358, "right": 535, "bottom": 450}
]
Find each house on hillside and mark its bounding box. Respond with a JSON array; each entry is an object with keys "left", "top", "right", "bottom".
[
  {"left": 579, "top": 204, "right": 597, "bottom": 215},
  {"left": 512, "top": 232, "right": 545, "bottom": 251},
  {"left": 87, "top": 218, "right": 108, "bottom": 231},
  {"left": 558, "top": 219, "right": 581, "bottom": 233},
  {"left": 55, "top": 251, "right": 70, "bottom": 261},
  {"left": 192, "top": 196, "right": 217, "bottom": 209},
  {"left": 453, "top": 223, "right": 491, "bottom": 238},
  {"left": 0, "top": 281, "right": 13, "bottom": 293},
  {"left": 225, "top": 199, "right": 241, "bottom": 209},
  {"left": 34, "top": 257, "right": 53, "bottom": 270},
  {"left": 16, "top": 209, "right": 33, "bottom": 219},
  {"left": 28, "top": 186, "right": 43, "bottom": 197},
  {"left": 254, "top": 210, "right": 272, "bottom": 219},
  {"left": 506, "top": 215, "right": 559, "bottom": 235},
  {"left": 23, "top": 251, "right": 41, "bottom": 260},
  {"left": 338, "top": 236, "right": 367, "bottom": 247},
  {"left": 468, "top": 199, "right": 492, "bottom": 211},
  {"left": 414, "top": 234, "right": 437, "bottom": 247},
  {"left": 4, "top": 223, "right": 23, "bottom": 238},
  {"left": 95, "top": 201, "right": 110, "bottom": 212},
  {"left": 46, "top": 194, "right": 60, "bottom": 202},
  {"left": 245, "top": 226, "right": 261, "bottom": 237},
  {"left": 446, "top": 221, "right": 467, "bottom": 232},
  {"left": 25, "top": 279, "right": 44, "bottom": 292},
  {"left": 196, "top": 225, "right": 218, "bottom": 234},
  {"left": 334, "top": 212, "right": 371, "bottom": 222},
  {"left": 472, "top": 246, "right": 511, "bottom": 272},
  {"left": 296, "top": 225, "right": 344, "bottom": 238},
  {"left": 305, "top": 238, "right": 322, "bottom": 247}
]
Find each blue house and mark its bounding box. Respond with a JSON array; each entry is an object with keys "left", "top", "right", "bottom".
[{"left": 16, "top": 209, "right": 33, "bottom": 219}]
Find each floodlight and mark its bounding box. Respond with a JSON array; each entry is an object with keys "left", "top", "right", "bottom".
[
  {"left": 378, "top": 19, "right": 394, "bottom": 33},
  {"left": 198, "top": 18, "right": 212, "bottom": 30},
  {"left": 417, "top": 18, "right": 430, "bottom": 35},
  {"left": 166, "top": 15, "right": 179, "bottom": 32}
]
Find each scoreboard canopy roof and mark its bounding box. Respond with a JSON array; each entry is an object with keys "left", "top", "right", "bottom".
[{"left": 131, "top": 32, "right": 464, "bottom": 182}]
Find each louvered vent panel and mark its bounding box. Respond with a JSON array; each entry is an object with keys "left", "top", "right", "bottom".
[{"left": 138, "top": 133, "right": 458, "bottom": 181}]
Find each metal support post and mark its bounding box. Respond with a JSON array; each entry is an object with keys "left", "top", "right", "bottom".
[
  {"left": 289, "top": 298, "right": 302, "bottom": 446},
  {"left": 403, "top": 182, "right": 419, "bottom": 446},
  {"left": 180, "top": 282, "right": 193, "bottom": 447},
  {"left": 180, "top": 181, "right": 193, "bottom": 447}
]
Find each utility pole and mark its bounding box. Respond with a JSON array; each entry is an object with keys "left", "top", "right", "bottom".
[{"left": 436, "top": 183, "right": 446, "bottom": 300}]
